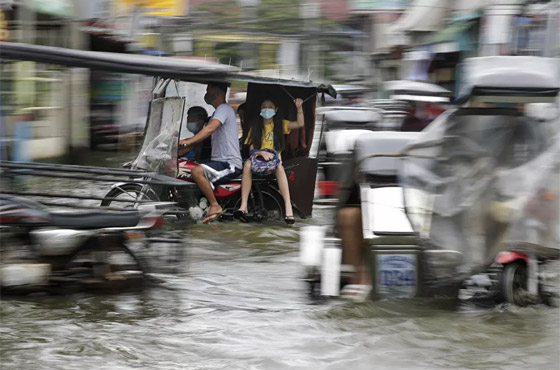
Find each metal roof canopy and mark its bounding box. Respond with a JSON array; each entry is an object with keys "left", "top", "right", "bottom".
[
  {"left": 324, "top": 109, "right": 382, "bottom": 123},
  {"left": 384, "top": 80, "right": 451, "bottom": 95},
  {"left": 460, "top": 56, "right": 560, "bottom": 103},
  {"left": 0, "top": 42, "right": 335, "bottom": 97}
]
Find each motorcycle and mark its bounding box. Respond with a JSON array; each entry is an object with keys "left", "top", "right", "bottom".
[
  {"left": 0, "top": 194, "right": 178, "bottom": 295},
  {"left": 102, "top": 157, "right": 288, "bottom": 223},
  {"left": 98, "top": 99, "right": 288, "bottom": 222},
  {"left": 0, "top": 43, "right": 334, "bottom": 223},
  {"left": 99, "top": 80, "right": 327, "bottom": 223}
]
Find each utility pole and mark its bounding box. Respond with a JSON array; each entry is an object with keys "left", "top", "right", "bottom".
[
  {"left": 238, "top": 0, "right": 259, "bottom": 70},
  {"left": 300, "top": 0, "right": 320, "bottom": 81},
  {"left": 479, "top": 0, "right": 525, "bottom": 56}
]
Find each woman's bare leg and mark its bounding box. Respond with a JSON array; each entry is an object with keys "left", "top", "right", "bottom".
[
  {"left": 275, "top": 163, "right": 293, "bottom": 217},
  {"left": 239, "top": 160, "right": 252, "bottom": 212}
]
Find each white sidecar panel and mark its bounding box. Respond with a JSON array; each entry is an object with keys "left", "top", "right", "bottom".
[
  {"left": 324, "top": 129, "right": 376, "bottom": 155},
  {"left": 299, "top": 225, "right": 327, "bottom": 267},
  {"left": 354, "top": 131, "right": 421, "bottom": 175},
  {"left": 361, "top": 186, "right": 414, "bottom": 238}
]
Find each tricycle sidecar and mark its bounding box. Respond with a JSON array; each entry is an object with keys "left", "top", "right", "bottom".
[
  {"left": 401, "top": 56, "right": 560, "bottom": 306},
  {"left": 0, "top": 42, "right": 337, "bottom": 223},
  {"left": 301, "top": 56, "right": 560, "bottom": 305}
]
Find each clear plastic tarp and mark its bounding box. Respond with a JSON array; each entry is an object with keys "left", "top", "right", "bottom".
[
  {"left": 132, "top": 97, "right": 185, "bottom": 177},
  {"left": 401, "top": 107, "right": 559, "bottom": 273}
]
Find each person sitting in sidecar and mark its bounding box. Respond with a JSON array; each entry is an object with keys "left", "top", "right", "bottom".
[
  {"left": 179, "top": 106, "right": 211, "bottom": 162},
  {"left": 234, "top": 97, "right": 304, "bottom": 225}
]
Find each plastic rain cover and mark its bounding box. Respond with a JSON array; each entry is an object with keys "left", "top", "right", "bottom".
[
  {"left": 400, "top": 107, "right": 560, "bottom": 274},
  {"left": 132, "top": 97, "right": 185, "bottom": 177}
]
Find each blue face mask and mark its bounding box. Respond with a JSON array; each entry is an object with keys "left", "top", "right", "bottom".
[
  {"left": 260, "top": 108, "right": 276, "bottom": 119},
  {"left": 187, "top": 122, "right": 201, "bottom": 134}
]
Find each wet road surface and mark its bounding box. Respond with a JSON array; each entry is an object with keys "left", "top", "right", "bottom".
[{"left": 1, "top": 152, "right": 559, "bottom": 369}]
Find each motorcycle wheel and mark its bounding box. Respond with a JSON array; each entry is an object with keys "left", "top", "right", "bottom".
[
  {"left": 101, "top": 184, "right": 159, "bottom": 208},
  {"left": 233, "top": 190, "right": 284, "bottom": 222},
  {"left": 500, "top": 261, "right": 531, "bottom": 307},
  {"left": 61, "top": 240, "right": 147, "bottom": 292}
]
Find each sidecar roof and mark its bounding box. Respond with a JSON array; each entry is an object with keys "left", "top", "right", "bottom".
[
  {"left": 0, "top": 42, "right": 335, "bottom": 97},
  {"left": 384, "top": 80, "right": 451, "bottom": 103},
  {"left": 461, "top": 56, "right": 560, "bottom": 103},
  {"left": 324, "top": 109, "right": 382, "bottom": 125}
]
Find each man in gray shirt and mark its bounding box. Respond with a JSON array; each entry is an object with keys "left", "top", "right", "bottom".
[{"left": 179, "top": 83, "right": 242, "bottom": 223}]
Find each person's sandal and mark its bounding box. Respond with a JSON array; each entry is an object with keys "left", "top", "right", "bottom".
[
  {"left": 233, "top": 209, "right": 249, "bottom": 223},
  {"left": 340, "top": 284, "right": 372, "bottom": 302},
  {"left": 202, "top": 210, "right": 226, "bottom": 224},
  {"left": 284, "top": 215, "right": 295, "bottom": 225}
]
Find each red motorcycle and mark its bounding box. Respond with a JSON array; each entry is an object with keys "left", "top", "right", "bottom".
[
  {"left": 99, "top": 79, "right": 324, "bottom": 223},
  {"left": 102, "top": 157, "right": 286, "bottom": 223}
]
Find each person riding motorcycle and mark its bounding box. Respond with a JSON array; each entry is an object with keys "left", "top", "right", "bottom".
[{"left": 178, "top": 83, "right": 243, "bottom": 223}]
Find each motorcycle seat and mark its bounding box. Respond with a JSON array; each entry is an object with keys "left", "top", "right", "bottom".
[{"left": 49, "top": 211, "right": 141, "bottom": 229}]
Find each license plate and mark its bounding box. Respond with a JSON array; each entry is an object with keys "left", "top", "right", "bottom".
[{"left": 376, "top": 254, "right": 417, "bottom": 298}]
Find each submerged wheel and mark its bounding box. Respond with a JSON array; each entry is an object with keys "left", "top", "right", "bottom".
[
  {"left": 101, "top": 184, "right": 158, "bottom": 209},
  {"left": 61, "top": 239, "right": 147, "bottom": 292},
  {"left": 501, "top": 262, "right": 531, "bottom": 307},
  {"left": 233, "top": 190, "right": 284, "bottom": 222}
]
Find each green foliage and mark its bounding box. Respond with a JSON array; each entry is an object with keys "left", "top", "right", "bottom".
[
  {"left": 193, "top": 41, "right": 242, "bottom": 66},
  {"left": 194, "top": 0, "right": 303, "bottom": 35},
  {"left": 254, "top": 0, "right": 302, "bottom": 34},
  {"left": 323, "top": 51, "right": 344, "bottom": 83},
  {"left": 195, "top": 1, "right": 241, "bottom": 26}
]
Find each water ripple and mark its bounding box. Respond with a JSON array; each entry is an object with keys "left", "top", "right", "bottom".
[{"left": 1, "top": 153, "right": 559, "bottom": 369}]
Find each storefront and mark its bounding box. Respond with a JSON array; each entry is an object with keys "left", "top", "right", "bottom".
[{"left": 421, "top": 13, "right": 481, "bottom": 100}]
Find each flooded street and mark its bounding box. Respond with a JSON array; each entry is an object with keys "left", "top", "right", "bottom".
[{"left": 1, "top": 153, "right": 559, "bottom": 370}]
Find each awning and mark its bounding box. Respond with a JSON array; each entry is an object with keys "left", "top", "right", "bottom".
[
  {"left": 428, "top": 19, "right": 477, "bottom": 53},
  {"left": 388, "top": 0, "right": 447, "bottom": 34},
  {"left": 424, "top": 12, "right": 482, "bottom": 54}
]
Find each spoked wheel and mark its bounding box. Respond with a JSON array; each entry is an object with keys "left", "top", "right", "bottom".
[
  {"left": 101, "top": 184, "right": 159, "bottom": 209},
  {"left": 233, "top": 190, "right": 284, "bottom": 222},
  {"left": 500, "top": 262, "right": 532, "bottom": 307},
  {"left": 57, "top": 240, "right": 147, "bottom": 293}
]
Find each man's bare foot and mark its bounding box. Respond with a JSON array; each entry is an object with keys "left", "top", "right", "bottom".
[
  {"left": 202, "top": 205, "right": 224, "bottom": 224},
  {"left": 349, "top": 264, "right": 370, "bottom": 286},
  {"left": 207, "top": 205, "right": 223, "bottom": 215}
]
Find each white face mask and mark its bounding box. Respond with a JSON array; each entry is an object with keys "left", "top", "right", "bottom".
[{"left": 260, "top": 108, "right": 276, "bottom": 119}]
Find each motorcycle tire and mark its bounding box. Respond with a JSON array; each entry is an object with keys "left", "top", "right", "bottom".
[
  {"left": 233, "top": 189, "right": 284, "bottom": 222},
  {"left": 60, "top": 238, "right": 147, "bottom": 293},
  {"left": 101, "top": 183, "right": 159, "bottom": 208},
  {"left": 500, "top": 261, "right": 532, "bottom": 307}
]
